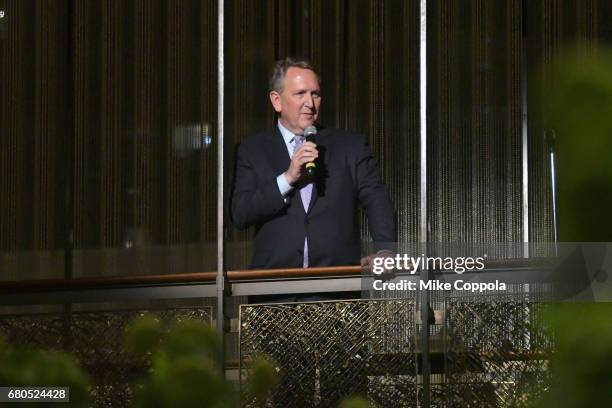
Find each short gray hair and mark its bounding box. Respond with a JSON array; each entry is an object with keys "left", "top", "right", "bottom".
[{"left": 269, "top": 57, "right": 320, "bottom": 93}]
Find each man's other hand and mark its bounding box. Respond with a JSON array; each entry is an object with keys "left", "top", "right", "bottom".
[{"left": 284, "top": 142, "right": 318, "bottom": 185}]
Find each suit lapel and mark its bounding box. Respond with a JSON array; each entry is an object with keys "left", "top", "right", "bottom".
[{"left": 265, "top": 127, "right": 291, "bottom": 178}]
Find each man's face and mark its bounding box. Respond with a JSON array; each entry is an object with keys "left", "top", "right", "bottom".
[{"left": 269, "top": 67, "right": 321, "bottom": 134}]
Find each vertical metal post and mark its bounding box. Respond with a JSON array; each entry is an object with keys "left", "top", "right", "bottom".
[
  {"left": 549, "top": 131, "right": 558, "bottom": 244},
  {"left": 419, "top": 1, "right": 430, "bottom": 407},
  {"left": 547, "top": 128, "right": 558, "bottom": 260},
  {"left": 419, "top": 0, "right": 428, "bottom": 243},
  {"left": 521, "top": 26, "right": 529, "bottom": 255},
  {"left": 216, "top": 0, "right": 225, "bottom": 371}
]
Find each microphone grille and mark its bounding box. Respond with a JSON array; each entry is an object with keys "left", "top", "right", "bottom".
[{"left": 304, "top": 126, "right": 317, "bottom": 137}]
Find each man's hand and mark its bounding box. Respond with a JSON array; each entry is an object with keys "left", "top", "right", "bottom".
[
  {"left": 361, "top": 250, "right": 397, "bottom": 281},
  {"left": 284, "top": 142, "right": 318, "bottom": 185},
  {"left": 361, "top": 250, "right": 396, "bottom": 275},
  {"left": 360, "top": 254, "right": 376, "bottom": 269}
]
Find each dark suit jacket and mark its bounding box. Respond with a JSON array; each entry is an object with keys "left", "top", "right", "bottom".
[{"left": 231, "top": 125, "right": 396, "bottom": 269}]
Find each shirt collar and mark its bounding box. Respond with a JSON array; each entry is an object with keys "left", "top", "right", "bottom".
[{"left": 277, "top": 120, "right": 299, "bottom": 145}]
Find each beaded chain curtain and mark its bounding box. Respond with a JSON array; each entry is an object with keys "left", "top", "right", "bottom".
[
  {"left": 70, "top": 0, "right": 217, "bottom": 277},
  {"left": 0, "top": 0, "right": 217, "bottom": 279}
]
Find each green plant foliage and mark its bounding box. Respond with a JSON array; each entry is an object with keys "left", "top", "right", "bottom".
[
  {"left": 531, "top": 303, "right": 612, "bottom": 407},
  {"left": 126, "top": 316, "right": 279, "bottom": 408},
  {"left": 541, "top": 48, "right": 612, "bottom": 241},
  {"left": 338, "top": 395, "right": 379, "bottom": 408},
  {"left": 0, "top": 335, "right": 11, "bottom": 355},
  {"left": 242, "top": 358, "right": 280, "bottom": 406},
  {"left": 163, "top": 318, "right": 221, "bottom": 361},
  {"left": 125, "top": 314, "right": 164, "bottom": 357},
  {"left": 0, "top": 335, "right": 91, "bottom": 408}
]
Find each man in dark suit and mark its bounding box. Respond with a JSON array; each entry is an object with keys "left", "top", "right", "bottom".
[
  {"left": 231, "top": 57, "right": 395, "bottom": 406},
  {"left": 231, "top": 57, "right": 395, "bottom": 269}
]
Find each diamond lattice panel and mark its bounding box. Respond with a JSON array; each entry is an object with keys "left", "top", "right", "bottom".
[
  {"left": 240, "top": 299, "right": 417, "bottom": 408},
  {"left": 444, "top": 295, "right": 552, "bottom": 407}
]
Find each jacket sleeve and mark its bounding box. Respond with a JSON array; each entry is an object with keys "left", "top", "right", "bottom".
[
  {"left": 230, "top": 142, "right": 287, "bottom": 230},
  {"left": 353, "top": 134, "right": 397, "bottom": 245}
]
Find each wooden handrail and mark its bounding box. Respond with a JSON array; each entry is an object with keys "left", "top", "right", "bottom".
[
  {"left": 226, "top": 265, "right": 362, "bottom": 280},
  {"left": 0, "top": 267, "right": 362, "bottom": 292},
  {"left": 0, "top": 272, "right": 217, "bottom": 292},
  {"left": 225, "top": 257, "right": 552, "bottom": 280}
]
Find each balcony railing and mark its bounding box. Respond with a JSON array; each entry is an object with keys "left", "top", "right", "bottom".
[{"left": 0, "top": 260, "right": 555, "bottom": 408}]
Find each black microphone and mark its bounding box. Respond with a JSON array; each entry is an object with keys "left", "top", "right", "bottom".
[{"left": 304, "top": 125, "right": 317, "bottom": 176}]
